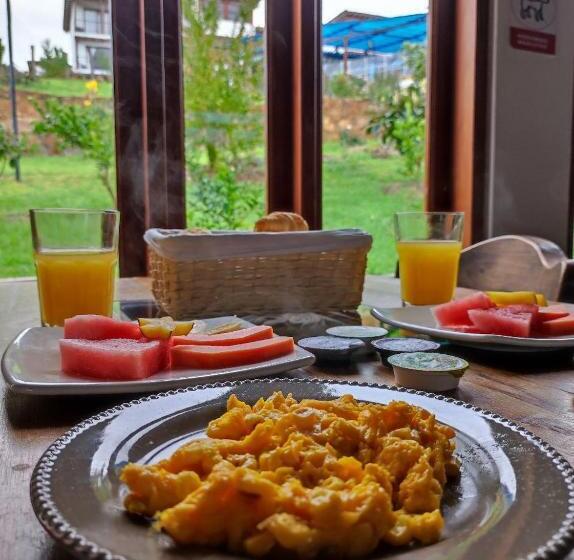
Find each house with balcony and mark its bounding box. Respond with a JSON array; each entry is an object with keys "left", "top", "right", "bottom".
[
  {"left": 63, "top": 0, "right": 254, "bottom": 77},
  {"left": 63, "top": 0, "right": 112, "bottom": 76}
]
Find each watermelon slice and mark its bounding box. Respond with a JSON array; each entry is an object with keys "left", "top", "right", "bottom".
[
  {"left": 171, "top": 336, "right": 295, "bottom": 369},
  {"left": 433, "top": 292, "right": 495, "bottom": 326},
  {"left": 538, "top": 314, "right": 574, "bottom": 337},
  {"left": 536, "top": 305, "right": 569, "bottom": 323},
  {"left": 468, "top": 308, "right": 533, "bottom": 337},
  {"left": 64, "top": 315, "right": 140, "bottom": 340},
  {"left": 172, "top": 325, "right": 273, "bottom": 347},
  {"left": 60, "top": 338, "right": 169, "bottom": 380}
]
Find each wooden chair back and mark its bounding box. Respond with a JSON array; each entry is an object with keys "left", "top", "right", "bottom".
[{"left": 458, "top": 235, "right": 574, "bottom": 302}]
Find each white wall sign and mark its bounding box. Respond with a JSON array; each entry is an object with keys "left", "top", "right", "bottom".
[{"left": 510, "top": 0, "right": 558, "bottom": 54}]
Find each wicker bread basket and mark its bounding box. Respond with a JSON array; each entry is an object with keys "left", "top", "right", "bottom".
[{"left": 145, "top": 229, "right": 372, "bottom": 319}]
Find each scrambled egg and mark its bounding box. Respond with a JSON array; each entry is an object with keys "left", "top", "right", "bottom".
[{"left": 121, "top": 392, "right": 459, "bottom": 557}]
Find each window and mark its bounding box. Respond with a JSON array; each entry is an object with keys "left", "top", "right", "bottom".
[
  {"left": 85, "top": 9, "right": 102, "bottom": 34},
  {"left": 75, "top": 6, "right": 85, "bottom": 31}
]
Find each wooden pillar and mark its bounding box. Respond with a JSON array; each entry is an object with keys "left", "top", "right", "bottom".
[
  {"left": 266, "top": 0, "right": 323, "bottom": 229},
  {"left": 426, "top": 0, "right": 490, "bottom": 246},
  {"left": 112, "top": 0, "right": 185, "bottom": 277}
]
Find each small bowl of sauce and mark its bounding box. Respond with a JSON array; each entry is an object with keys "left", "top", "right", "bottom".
[
  {"left": 298, "top": 336, "right": 366, "bottom": 362},
  {"left": 372, "top": 337, "right": 440, "bottom": 367},
  {"left": 388, "top": 352, "right": 468, "bottom": 392}
]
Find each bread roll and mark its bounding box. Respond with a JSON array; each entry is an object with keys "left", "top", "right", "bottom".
[{"left": 254, "top": 212, "right": 309, "bottom": 232}]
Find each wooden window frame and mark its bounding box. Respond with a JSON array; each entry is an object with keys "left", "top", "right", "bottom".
[
  {"left": 426, "top": 0, "right": 490, "bottom": 246},
  {"left": 112, "top": 0, "right": 322, "bottom": 276},
  {"left": 112, "top": 0, "right": 489, "bottom": 274}
]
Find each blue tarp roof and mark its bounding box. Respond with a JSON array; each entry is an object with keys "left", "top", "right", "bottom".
[{"left": 322, "top": 13, "right": 427, "bottom": 57}]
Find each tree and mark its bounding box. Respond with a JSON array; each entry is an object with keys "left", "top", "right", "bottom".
[
  {"left": 38, "top": 40, "right": 70, "bottom": 78},
  {"left": 182, "top": 0, "right": 263, "bottom": 173},
  {"left": 32, "top": 83, "right": 115, "bottom": 201},
  {"left": 0, "top": 124, "right": 23, "bottom": 177},
  {"left": 367, "top": 43, "right": 426, "bottom": 179}
]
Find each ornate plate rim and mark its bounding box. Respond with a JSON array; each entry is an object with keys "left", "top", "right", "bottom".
[{"left": 30, "top": 378, "right": 574, "bottom": 560}]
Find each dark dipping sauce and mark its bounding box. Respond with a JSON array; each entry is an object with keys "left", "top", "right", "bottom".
[
  {"left": 372, "top": 337, "right": 441, "bottom": 367},
  {"left": 298, "top": 336, "right": 365, "bottom": 362}
]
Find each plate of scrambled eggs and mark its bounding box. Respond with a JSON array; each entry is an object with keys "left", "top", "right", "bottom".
[{"left": 31, "top": 379, "right": 574, "bottom": 559}]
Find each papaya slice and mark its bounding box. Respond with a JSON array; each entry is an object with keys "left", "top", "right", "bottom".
[
  {"left": 171, "top": 336, "right": 295, "bottom": 369},
  {"left": 172, "top": 325, "right": 273, "bottom": 347}
]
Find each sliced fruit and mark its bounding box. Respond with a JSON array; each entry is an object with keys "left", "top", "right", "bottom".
[
  {"left": 442, "top": 324, "right": 484, "bottom": 334},
  {"left": 172, "top": 325, "right": 274, "bottom": 347},
  {"left": 64, "top": 315, "right": 140, "bottom": 340},
  {"left": 468, "top": 308, "right": 533, "bottom": 337},
  {"left": 485, "top": 291, "right": 538, "bottom": 306},
  {"left": 171, "top": 336, "right": 295, "bottom": 369},
  {"left": 60, "top": 338, "right": 169, "bottom": 380},
  {"left": 208, "top": 321, "right": 243, "bottom": 335},
  {"left": 536, "top": 305, "right": 569, "bottom": 323},
  {"left": 535, "top": 293, "right": 548, "bottom": 307},
  {"left": 138, "top": 317, "right": 195, "bottom": 338},
  {"left": 433, "top": 292, "right": 495, "bottom": 326},
  {"left": 538, "top": 314, "right": 574, "bottom": 336}
]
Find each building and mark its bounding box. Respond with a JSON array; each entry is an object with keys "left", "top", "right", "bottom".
[
  {"left": 63, "top": 0, "right": 111, "bottom": 76},
  {"left": 63, "top": 0, "right": 253, "bottom": 77},
  {"left": 328, "top": 11, "right": 386, "bottom": 23}
]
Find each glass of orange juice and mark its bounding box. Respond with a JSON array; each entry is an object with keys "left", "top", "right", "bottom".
[
  {"left": 394, "top": 212, "right": 464, "bottom": 305},
  {"left": 30, "top": 209, "right": 119, "bottom": 326}
]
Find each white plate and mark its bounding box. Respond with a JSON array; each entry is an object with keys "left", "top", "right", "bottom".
[
  {"left": 372, "top": 306, "right": 574, "bottom": 351},
  {"left": 1, "top": 317, "right": 315, "bottom": 395}
]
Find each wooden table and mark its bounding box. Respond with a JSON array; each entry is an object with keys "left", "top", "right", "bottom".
[{"left": 2, "top": 276, "right": 574, "bottom": 559}]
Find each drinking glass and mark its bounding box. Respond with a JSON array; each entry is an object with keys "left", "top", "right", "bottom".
[
  {"left": 30, "top": 209, "right": 119, "bottom": 326},
  {"left": 394, "top": 212, "right": 464, "bottom": 305}
]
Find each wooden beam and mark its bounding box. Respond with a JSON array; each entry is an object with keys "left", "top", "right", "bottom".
[
  {"left": 293, "top": 0, "right": 322, "bottom": 229},
  {"left": 112, "top": 0, "right": 185, "bottom": 277},
  {"left": 425, "top": 0, "right": 490, "bottom": 246},
  {"left": 112, "top": 0, "right": 147, "bottom": 276},
  {"left": 425, "top": 0, "right": 455, "bottom": 213},
  {"left": 266, "top": 0, "right": 323, "bottom": 229},
  {"left": 266, "top": 0, "right": 295, "bottom": 213}
]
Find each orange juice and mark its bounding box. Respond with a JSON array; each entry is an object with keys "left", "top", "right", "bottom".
[
  {"left": 397, "top": 240, "right": 462, "bottom": 305},
  {"left": 34, "top": 249, "right": 117, "bottom": 326}
]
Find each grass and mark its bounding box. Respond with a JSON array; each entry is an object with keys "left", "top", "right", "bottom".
[
  {"left": 323, "top": 141, "right": 423, "bottom": 274},
  {"left": 0, "top": 156, "right": 112, "bottom": 277},
  {"left": 0, "top": 144, "right": 422, "bottom": 278},
  {"left": 8, "top": 78, "right": 113, "bottom": 98}
]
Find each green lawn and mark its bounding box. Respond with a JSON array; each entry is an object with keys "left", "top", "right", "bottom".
[
  {"left": 0, "top": 145, "right": 422, "bottom": 277},
  {"left": 9, "top": 78, "right": 113, "bottom": 98},
  {"left": 323, "top": 142, "right": 423, "bottom": 273}
]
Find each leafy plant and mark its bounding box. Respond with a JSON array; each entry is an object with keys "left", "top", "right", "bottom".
[
  {"left": 38, "top": 40, "right": 70, "bottom": 79},
  {"left": 367, "top": 43, "right": 426, "bottom": 179},
  {"left": 182, "top": 0, "right": 263, "bottom": 173},
  {"left": 0, "top": 124, "right": 24, "bottom": 177},
  {"left": 327, "top": 74, "right": 366, "bottom": 99},
  {"left": 32, "top": 91, "right": 115, "bottom": 201},
  {"left": 187, "top": 165, "right": 262, "bottom": 230}
]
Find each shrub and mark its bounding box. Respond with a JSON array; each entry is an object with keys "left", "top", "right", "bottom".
[
  {"left": 38, "top": 40, "right": 70, "bottom": 79},
  {"left": 187, "top": 165, "right": 262, "bottom": 230},
  {"left": 32, "top": 86, "right": 115, "bottom": 201},
  {"left": 367, "top": 43, "right": 426, "bottom": 179},
  {"left": 182, "top": 0, "right": 263, "bottom": 173},
  {"left": 0, "top": 124, "right": 24, "bottom": 177},
  {"left": 327, "top": 74, "right": 366, "bottom": 99}
]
